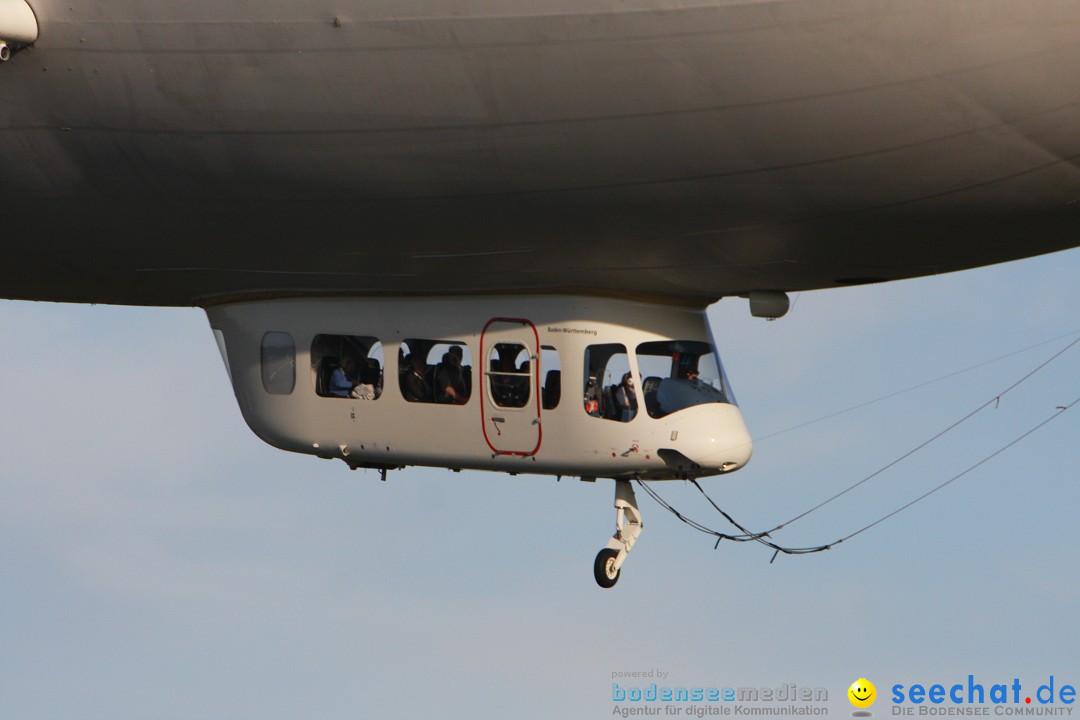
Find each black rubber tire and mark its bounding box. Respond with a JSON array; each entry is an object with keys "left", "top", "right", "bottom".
[{"left": 593, "top": 548, "right": 621, "bottom": 588}]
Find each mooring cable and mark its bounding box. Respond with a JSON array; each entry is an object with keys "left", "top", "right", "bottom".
[{"left": 637, "top": 336, "right": 1079, "bottom": 562}]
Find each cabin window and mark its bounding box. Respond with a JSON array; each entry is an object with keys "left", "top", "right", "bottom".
[
  {"left": 487, "top": 342, "right": 531, "bottom": 408},
  {"left": 399, "top": 339, "right": 473, "bottom": 405},
  {"left": 583, "top": 343, "right": 636, "bottom": 422},
  {"left": 311, "top": 334, "right": 384, "bottom": 399},
  {"left": 636, "top": 340, "right": 731, "bottom": 418},
  {"left": 261, "top": 331, "right": 296, "bottom": 395},
  {"left": 540, "top": 346, "right": 561, "bottom": 410}
]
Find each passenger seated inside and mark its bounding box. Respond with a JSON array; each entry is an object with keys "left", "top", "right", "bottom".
[
  {"left": 614, "top": 372, "right": 638, "bottom": 421},
  {"left": 400, "top": 353, "right": 431, "bottom": 403},
  {"left": 329, "top": 355, "right": 358, "bottom": 398},
  {"left": 489, "top": 348, "right": 529, "bottom": 408},
  {"left": 435, "top": 345, "right": 469, "bottom": 404},
  {"left": 583, "top": 343, "right": 635, "bottom": 422},
  {"left": 584, "top": 377, "right": 601, "bottom": 416}
]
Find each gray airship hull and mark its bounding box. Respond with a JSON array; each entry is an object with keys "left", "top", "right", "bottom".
[{"left": 2, "top": 0, "right": 1078, "bottom": 306}]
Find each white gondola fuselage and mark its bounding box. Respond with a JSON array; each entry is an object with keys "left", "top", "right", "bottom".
[{"left": 207, "top": 295, "right": 752, "bottom": 480}]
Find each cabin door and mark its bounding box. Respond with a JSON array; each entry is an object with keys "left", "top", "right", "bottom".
[{"left": 479, "top": 318, "right": 542, "bottom": 456}]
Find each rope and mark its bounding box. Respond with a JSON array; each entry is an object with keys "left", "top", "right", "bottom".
[
  {"left": 753, "top": 328, "right": 1080, "bottom": 444},
  {"left": 640, "top": 397, "right": 1075, "bottom": 560},
  {"left": 638, "top": 335, "right": 1079, "bottom": 562},
  {"left": 764, "top": 334, "right": 1080, "bottom": 533}
]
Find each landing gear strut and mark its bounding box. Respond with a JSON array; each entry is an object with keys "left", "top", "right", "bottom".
[{"left": 594, "top": 479, "right": 643, "bottom": 588}]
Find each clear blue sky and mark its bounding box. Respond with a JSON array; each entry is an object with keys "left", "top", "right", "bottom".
[{"left": 1, "top": 250, "right": 1077, "bottom": 719}]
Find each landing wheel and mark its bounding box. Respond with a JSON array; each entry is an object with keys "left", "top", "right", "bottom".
[
  {"left": 594, "top": 548, "right": 621, "bottom": 588},
  {"left": 592, "top": 480, "right": 643, "bottom": 588}
]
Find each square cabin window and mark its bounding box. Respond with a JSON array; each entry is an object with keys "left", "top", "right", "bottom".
[
  {"left": 488, "top": 342, "right": 531, "bottom": 408},
  {"left": 261, "top": 331, "right": 296, "bottom": 395},
  {"left": 312, "top": 334, "right": 384, "bottom": 400},
  {"left": 399, "top": 339, "right": 473, "bottom": 405},
  {"left": 583, "top": 343, "right": 636, "bottom": 422}
]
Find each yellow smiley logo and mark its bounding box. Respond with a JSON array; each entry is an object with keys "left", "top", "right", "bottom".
[{"left": 848, "top": 678, "right": 876, "bottom": 709}]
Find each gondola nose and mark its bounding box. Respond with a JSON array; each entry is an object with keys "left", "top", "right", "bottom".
[{"left": 656, "top": 403, "right": 753, "bottom": 475}]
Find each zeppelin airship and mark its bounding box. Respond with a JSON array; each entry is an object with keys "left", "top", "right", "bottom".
[{"left": 3, "top": 0, "right": 1078, "bottom": 584}]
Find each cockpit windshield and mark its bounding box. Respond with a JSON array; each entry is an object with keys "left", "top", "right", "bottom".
[{"left": 636, "top": 340, "right": 735, "bottom": 419}]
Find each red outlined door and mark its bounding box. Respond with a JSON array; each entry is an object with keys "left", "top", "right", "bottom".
[{"left": 479, "top": 318, "right": 542, "bottom": 456}]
